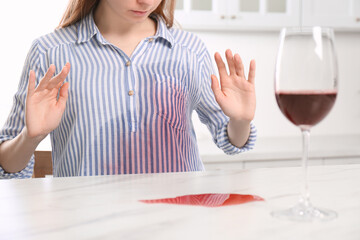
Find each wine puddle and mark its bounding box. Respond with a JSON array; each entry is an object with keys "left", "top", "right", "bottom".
[{"left": 140, "top": 193, "right": 264, "bottom": 207}]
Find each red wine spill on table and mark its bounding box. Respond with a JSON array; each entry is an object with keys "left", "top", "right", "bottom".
[
  {"left": 275, "top": 90, "right": 337, "bottom": 127},
  {"left": 139, "top": 193, "right": 264, "bottom": 207}
]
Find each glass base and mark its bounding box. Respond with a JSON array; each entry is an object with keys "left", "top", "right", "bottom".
[{"left": 271, "top": 200, "right": 337, "bottom": 222}]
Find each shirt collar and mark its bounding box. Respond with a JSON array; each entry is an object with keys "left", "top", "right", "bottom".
[
  {"left": 76, "top": 12, "right": 174, "bottom": 48},
  {"left": 76, "top": 12, "right": 99, "bottom": 44},
  {"left": 150, "top": 14, "right": 174, "bottom": 48}
]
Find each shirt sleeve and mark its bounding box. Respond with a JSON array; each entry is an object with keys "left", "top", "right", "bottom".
[
  {"left": 0, "top": 40, "right": 45, "bottom": 179},
  {"left": 194, "top": 45, "right": 256, "bottom": 155}
]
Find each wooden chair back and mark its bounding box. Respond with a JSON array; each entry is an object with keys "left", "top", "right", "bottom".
[{"left": 33, "top": 151, "right": 53, "bottom": 178}]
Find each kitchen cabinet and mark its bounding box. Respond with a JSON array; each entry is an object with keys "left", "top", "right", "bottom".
[
  {"left": 199, "top": 134, "right": 360, "bottom": 170},
  {"left": 174, "top": 0, "right": 227, "bottom": 30},
  {"left": 302, "top": 0, "right": 360, "bottom": 30},
  {"left": 175, "top": 0, "right": 300, "bottom": 30},
  {"left": 174, "top": 0, "right": 360, "bottom": 31},
  {"left": 204, "top": 156, "right": 360, "bottom": 170},
  {"left": 227, "top": 0, "right": 300, "bottom": 30}
]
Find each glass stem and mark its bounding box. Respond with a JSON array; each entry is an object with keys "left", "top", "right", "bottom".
[{"left": 300, "top": 129, "right": 311, "bottom": 206}]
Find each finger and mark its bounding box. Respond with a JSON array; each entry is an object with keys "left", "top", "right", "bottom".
[
  {"left": 48, "top": 63, "right": 71, "bottom": 89},
  {"left": 225, "top": 49, "right": 236, "bottom": 76},
  {"left": 36, "top": 64, "right": 56, "bottom": 90},
  {"left": 27, "top": 70, "right": 36, "bottom": 97},
  {"left": 214, "top": 52, "right": 228, "bottom": 79},
  {"left": 210, "top": 74, "right": 224, "bottom": 102},
  {"left": 234, "top": 54, "right": 245, "bottom": 78},
  {"left": 248, "top": 59, "right": 256, "bottom": 85},
  {"left": 57, "top": 82, "right": 69, "bottom": 108}
]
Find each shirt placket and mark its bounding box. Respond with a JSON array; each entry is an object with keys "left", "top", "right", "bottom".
[
  {"left": 125, "top": 58, "right": 137, "bottom": 132},
  {"left": 125, "top": 37, "right": 156, "bottom": 133}
]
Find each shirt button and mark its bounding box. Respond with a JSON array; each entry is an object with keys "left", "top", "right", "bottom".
[
  {"left": 126, "top": 61, "right": 131, "bottom": 66},
  {"left": 148, "top": 38, "right": 154, "bottom": 42},
  {"left": 128, "top": 90, "right": 134, "bottom": 96}
]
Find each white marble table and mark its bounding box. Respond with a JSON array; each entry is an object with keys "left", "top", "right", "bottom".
[{"left": 0, "top": 164, "right": 359, "bottom": 240}]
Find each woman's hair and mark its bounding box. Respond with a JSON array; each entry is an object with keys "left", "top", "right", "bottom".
[{"left": 58, "top": 0, "right": 175, "bottom": 28}]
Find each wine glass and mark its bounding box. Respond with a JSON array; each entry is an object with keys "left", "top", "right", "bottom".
[{"left": 272, "top": 27, "right": 338, "bottom": 222}]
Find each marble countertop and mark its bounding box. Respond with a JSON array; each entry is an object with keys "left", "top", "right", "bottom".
[{"left": 0, "top": 164, "right": 359, "bottom": 240}]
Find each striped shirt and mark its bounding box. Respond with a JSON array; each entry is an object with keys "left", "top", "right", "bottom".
[{"left": 0, "top": 13, "right": 256, "bottom": 178}]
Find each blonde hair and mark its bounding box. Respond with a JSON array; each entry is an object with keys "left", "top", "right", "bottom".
[{"left": 58, "top": 0, "right": 175, "bottom": 28}]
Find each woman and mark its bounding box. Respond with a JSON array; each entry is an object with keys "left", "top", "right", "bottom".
[{"left": 0, "top": 0, "right": 256, "bottom": 178}]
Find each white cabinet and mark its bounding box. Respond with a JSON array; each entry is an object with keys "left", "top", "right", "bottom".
[
  {"left": 175, "top": 0, "right": 300, "bottom": 30},
  {"left": 200, "top": 135, "right": 360, "bottom": 170},
  {"left": 174, "top": 0, "right": 226, "bottom": 30},
  {"left": 302, "top": 0, "right": 360, "bottom": 30},
  {"left": 174, "top": 0, "right": 360, "bottom": 31},
  {"left": 228, "top": 0, "right": 300, "bottom": 30},
  {"left": 203, "top": 157, "right": 360, "bottom": 170}
]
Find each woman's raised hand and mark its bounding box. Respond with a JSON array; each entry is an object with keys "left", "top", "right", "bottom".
[
  {"left": 25, "top": 63, "right": 70, "bottom": 140},
  {"left": 211, "top": 49, "right": 256, "bottom": 123}
]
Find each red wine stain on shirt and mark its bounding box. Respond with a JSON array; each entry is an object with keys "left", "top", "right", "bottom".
[{"left": 139, "top": 193, "right": 264, "bottom": 207}]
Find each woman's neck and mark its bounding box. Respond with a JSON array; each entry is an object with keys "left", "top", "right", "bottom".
[
  {"left": 93, "top": 2, "right": 157, "bottom": 57},
  {"left": 93, "top": 2, "right": 156, "bottom": 39}
]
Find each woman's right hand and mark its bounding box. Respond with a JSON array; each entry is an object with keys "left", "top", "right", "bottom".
[{"left": 25, "top": 63, "right": 71, "bottom": 140}]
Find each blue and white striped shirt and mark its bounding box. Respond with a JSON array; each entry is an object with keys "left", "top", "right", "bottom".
[{"left": 0, "top": 13, "right": 256, "bottom": 178}]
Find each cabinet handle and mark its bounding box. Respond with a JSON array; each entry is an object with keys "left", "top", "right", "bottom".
[
  {"left": 220, "top": 15, "right": 240, "bottom": 20},
  {"left": 356, "top": 17, "right": 360, "bottom": 22}
]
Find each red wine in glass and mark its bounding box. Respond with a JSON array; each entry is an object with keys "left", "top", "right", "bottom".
[{"left": 275, "top": 90, "right": 337, "bottom": 128}]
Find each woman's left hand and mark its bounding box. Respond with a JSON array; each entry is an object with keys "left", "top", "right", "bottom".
[{"left": 211, "top": 49, "right": 256, "bottom": 122}]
